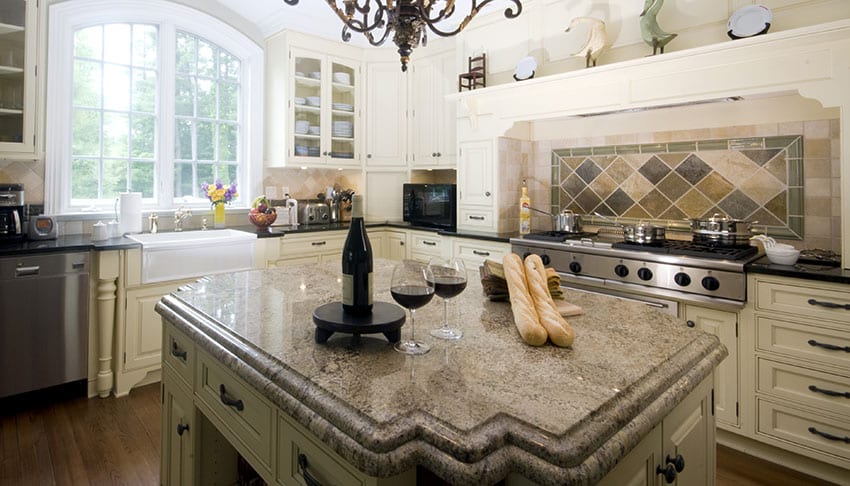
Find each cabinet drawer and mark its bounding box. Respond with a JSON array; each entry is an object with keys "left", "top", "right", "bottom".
[
  {"left": 277, "top": 415, "right": 364, "bottom": 486},
  {"left": 163, "top": 324, "right": 194, "bottom": 388},
  {"left": 757, "top": 358, "right": 850, "bottom": 416},
  {"left": 196, "top": 352, "right": 274, "bottom": 469},
  {"left": 453, "top": 239, "right": 509, "bottom": 268},
  {"left": 756, "top": 279, "right": 850, "bottom": 323},
  {"left": 757, "top": 399, "right": 850, "bottom": 463},
  {"left": 459, "top": 208, "right": 494, "bottom": 229},
  {"left": 409, "top": 232, "right": 442, "bottom": 255},
  {"left": 756, "top": 316, "right": 850, "bottom": 370},
  {"left": 280, "top": 233, "right": 346, "bottom": 255}
]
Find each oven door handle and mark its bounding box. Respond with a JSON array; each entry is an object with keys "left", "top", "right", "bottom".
[
  {"left": 13, "top": 208, "right": 21, "bottom": 235},
  {"left": 643, "top": 301, "right": 669, "bottom": 309}
]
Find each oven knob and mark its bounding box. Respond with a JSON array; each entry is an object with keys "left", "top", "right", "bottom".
[
  {"left": 702, "top": 276, "right": 720, "bottom": 292},
  {"left": 674, "top": 272, "right": 691, "bottom": 287},
  {"left": 614, "top": 264, "right": 629, "bottom": 277},
  {"left": 540, "top": 254, "right": 551, "bottom": 265},
  {"left": 637, "top": 268, "right": 653, "bottom": 281},
  {"left": 569, "top": 261, "right": 582, "bottom": 273}
]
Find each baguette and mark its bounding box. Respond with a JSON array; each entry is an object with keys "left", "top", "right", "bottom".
[
  {"left": 524, "top": 254, "right": 576, "bottom": 347},
  {"left": 502, "top": 254, "right": 548, "bottom": 346}
]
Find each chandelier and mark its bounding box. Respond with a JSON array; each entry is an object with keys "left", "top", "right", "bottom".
[{"left": 282, "top": 0, "right": 523, "bottom": 71}]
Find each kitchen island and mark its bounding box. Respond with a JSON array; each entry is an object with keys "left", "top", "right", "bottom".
[{"left": 156, "top": 259, "right": 726, "bottom": 485}]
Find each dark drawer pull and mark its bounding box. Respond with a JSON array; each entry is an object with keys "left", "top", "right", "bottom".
[
  {"left": 176, "top": 422, "right": 189, "bottom": 436},
  {"left": 219, "top": 384, "right": 244, "bottom": 411},
  {"left": 666, "top": 454, "right": 685, "bottom": 473},
  {"left": 171, "top": 340, "right": 187, "bottom": 361},
  {"left": 472, "top": 250, "right": 490, "bottom": 256},
  {"left": 423, "top": 240, "right": 437, "bottom": 246},
  {"left": 297, "top": 453, "right": 323, "bottom": 486},
  {"left": 468, "top": 215, "right": 485, "bottom": 221},
  {"left": 807, "top": 339, "right": 850, "bottom": 353},
  {"left": 808, "top": 426, "right": 850, "bottom": 444},
  {"left": 656, "top": 463, "right": 676, "bottom": 484},
  {"left": 808, "top": 298, "right": 850, "bottom": 310},
  {"left": 808, "top": 385, "right": 850, "bottom": 399},
  {"left": 311, "top": 241, "right": 327, "bottom": 246}
]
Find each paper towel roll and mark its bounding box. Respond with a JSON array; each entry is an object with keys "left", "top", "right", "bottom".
[{"left": 119, "top": 192, "right": 142, "bottom": 234}]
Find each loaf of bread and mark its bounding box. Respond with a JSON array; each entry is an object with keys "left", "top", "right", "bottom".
[
  {"left": 502, "top": 253, "right": 548, "bottom": 346},
  {"left": 524, "top": 254, "right": 575, "bottom": 347}
]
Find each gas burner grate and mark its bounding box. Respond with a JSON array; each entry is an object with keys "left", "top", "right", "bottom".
[
  {"left": 612, "top": 240, "right": 759, "bottom": 260},
  {"left": 522, "top": 231, "right": 597, "bottom": 243}
]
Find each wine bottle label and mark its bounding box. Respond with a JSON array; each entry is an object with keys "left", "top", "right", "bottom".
[{"left": 341, "top": 272, "right": 372, "bottom": 306}]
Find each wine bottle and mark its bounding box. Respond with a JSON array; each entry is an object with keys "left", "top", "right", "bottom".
[{"left": 342, "top": 194, "right": 373, "bottom": 316}]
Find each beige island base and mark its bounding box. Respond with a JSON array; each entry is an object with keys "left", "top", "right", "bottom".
[{"left": 155, "top": 259, "right": 724, "bottom": 485}]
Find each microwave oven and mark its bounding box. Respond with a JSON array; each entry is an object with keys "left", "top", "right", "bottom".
[{"left": 402, "top": 183, "right": 456, "bottom": 231}]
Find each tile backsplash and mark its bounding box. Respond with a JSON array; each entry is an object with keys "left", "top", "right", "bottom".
[{"left": 263, "top": 167, "right": 361, "bottom": 200}]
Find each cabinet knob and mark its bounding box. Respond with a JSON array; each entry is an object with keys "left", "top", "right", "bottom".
[
  {"left": 656, "top": 463, "right": 677, "bottom": 484},
  {"left": 666, "top": 454, "right": 685, "bottom": 473},
  {"left": 436, "top": 152, "right": 441, "bottom": 157},
  {"left": 367, "top": 154, "right": 372, "bottom": 158},
  {"left": 432, "top": 152, "right": 437, "bottom": 157},
  {"left": 686, "top": 320, "right": 696, "bottom": 328},
  {"left": 176, "top": 422, "right": 190, "bottom": 436},
  {"left": 484, "top": 191, "right": 491, "bottom": 197}
]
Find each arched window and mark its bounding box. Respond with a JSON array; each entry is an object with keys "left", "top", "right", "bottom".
[{"left": 45, "top": 0, "right": 263, "bottom": 214}]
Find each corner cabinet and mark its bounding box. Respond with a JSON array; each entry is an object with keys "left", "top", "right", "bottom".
[
  {"left": 410, "top": 50, "right": 456, "bottom": 168},
  {"left": 0, "top": 0, "right": 37, "bottom": 158},
  {"left": 457, "top": 139, "right": 496, "bottom": 231}
]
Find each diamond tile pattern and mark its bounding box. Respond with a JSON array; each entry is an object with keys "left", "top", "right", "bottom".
[{"left": 552, "top": 135, "right": 801, "bottom": 237}]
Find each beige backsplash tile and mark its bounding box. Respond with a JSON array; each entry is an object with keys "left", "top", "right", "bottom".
[{"left": 263, "top": 167, "right": 362, "bottom": 200}]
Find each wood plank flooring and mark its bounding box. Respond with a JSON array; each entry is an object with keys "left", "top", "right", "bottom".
[{"left": 0, "top": 383, "right": 840, "bottom": 485}]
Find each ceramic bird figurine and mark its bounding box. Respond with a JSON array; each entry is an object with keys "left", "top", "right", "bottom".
[
  {"left": 565, "top": 17, "right": 608, "bottom": 68},
  {"left": 640, "top": 0, "right": 677, "bottom": 55}
]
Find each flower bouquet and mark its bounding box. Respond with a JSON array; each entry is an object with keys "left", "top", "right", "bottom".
[{"left": 202, "top": 180, "right": 237, "bottom": 228}]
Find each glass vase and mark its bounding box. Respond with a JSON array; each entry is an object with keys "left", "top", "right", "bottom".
[{"left": 213, "top": 203, "right": 225, "bottom": 228}]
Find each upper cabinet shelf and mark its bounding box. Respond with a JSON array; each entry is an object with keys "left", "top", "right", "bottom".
[
  {"left": 0, "top": 0, "right": 36, "bottom": 155},
  {"left": 0, "top": 23, "right": 24, "bottom": 35}
]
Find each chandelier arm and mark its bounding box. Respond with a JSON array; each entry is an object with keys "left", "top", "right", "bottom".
[
  {"left": 282, "top": 0, "right": 299, "bottom": 5},
  {"left": 323, "top": 0, "right": 387, "bottom": 34},
  {"left": 423, "top": 0, "right": 522, "bottom": 37}
]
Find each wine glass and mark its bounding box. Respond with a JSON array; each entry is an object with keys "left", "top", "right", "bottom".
[
  {"left": 391, "top": 260, "right": 435, "bottom": 355},
  {"left": 427, "top": 257, "right": 467, "bottom": 340}
]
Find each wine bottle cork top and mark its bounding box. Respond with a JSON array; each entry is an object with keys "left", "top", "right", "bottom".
[{"left": 351, "top": 194, "right": 363, "bottom": 218}]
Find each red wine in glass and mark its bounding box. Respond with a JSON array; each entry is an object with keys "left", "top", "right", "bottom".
[
  {"left": 427, "top": 258, "right": 467, "bottom": 340},
  {"left": 431, "top": 276, "right": 467, "bottom": 299},
  {"left": 391, "top": 285, "right": 435, "bottom": 310},
  {"left": 392, "top": 261, "right": 435, "bottom": 355}
]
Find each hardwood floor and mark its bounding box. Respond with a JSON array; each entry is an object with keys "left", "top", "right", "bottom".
[{"left": 0, "top": 383, "right": 840, "bottom": 485}]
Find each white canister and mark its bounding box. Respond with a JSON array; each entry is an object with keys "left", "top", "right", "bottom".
[
  {"left": 107, "top": 220, "right": 121, "bottom": 238},
  {"left": 92, "top": 221, "right": 108, "bottom": 241},
  {"left": 119, "top": 192, "right": 143, "bottom": 234}
]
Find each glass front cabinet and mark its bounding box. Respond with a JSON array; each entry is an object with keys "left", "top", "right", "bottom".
[
  {"left": 289, "top": 48, "right": 360, "bottom": 167},
  {"left": 0, "top": 0, "right": 36, "bottom": 157}
]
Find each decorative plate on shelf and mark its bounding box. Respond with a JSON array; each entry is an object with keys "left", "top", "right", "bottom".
[
  {"left": 727, "top": 5, "right": 772, "bottom": 39},
  {"left": 513, "top": 56, "right": 537, "bottom": 81}
]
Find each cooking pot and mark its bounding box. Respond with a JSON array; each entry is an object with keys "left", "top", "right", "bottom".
[
  {"left": 691, "top": 230, "right": 752, "bottom": 247},
  {"left": 689, "top": 213, "right": 752, "bottom": 234},
  {"left": 528, "top": 207, "right": 583, "bottom": 233},
  {"left": 623, "top": 222, "right": 666, "bottom": 244}
]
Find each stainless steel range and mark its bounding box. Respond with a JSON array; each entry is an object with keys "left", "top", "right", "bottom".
[{"left": 511, "top": 229, "right": 762, "bottom": 312}]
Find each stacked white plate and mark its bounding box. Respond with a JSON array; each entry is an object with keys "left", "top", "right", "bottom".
[
  {"left": 294, "top": 145, "right": 309, "bottom": 156},
  {"left": 294, "top": 120, "right": 310, "bottom": 134},
  {"left": 294, "top": 97, "right": 306, "bottom": 105},
  {"left": 332, "top": 72, "right": 351, "bottom": 85},
  {"left": 309, "top": 71, "right": 321, "bottom": 80},
  {"left": 332, "top": 102, "right": 353, "bottom": 112},
  {"left": 332, "top": 120, "right": 353, "bottom": 138},
  {"left": 306, "top": 96, "right": 321, "bottom": 107},
  {"left": 308, "top": 126, "right": 320, "bottom": 135}
]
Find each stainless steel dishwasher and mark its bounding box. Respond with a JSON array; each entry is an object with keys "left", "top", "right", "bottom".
[{"left": 0, "top": 251, "right": 90, "bottom": 398}]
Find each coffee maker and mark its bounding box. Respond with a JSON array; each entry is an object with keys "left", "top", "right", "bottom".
[{"left": 0, "top": 183, "right": 25, "bottom": 242}]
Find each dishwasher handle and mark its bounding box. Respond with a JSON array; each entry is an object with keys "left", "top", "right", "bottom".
[{"left": 15, "top": 265, "right": 40, "bottom": 277}]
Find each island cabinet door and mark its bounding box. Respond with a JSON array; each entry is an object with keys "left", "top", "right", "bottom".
[
  {"left": 161, "top": 368, "right": 194, "bottom": 486},
  {"left": 661, "top": 375, "right": 715, "bottom": 486},
  {"left": 596, "top": 426, "right": 663, "bottom": 486}
]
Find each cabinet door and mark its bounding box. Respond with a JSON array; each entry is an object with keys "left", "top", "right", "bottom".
[
  {"left": 328, "top": 56, "right": 359, "bottom": 167},
  {"left": 161, "top": 372, "right": 194, "bottom": 486},
  {"left": 365, "top": 62, "right": 407, "bottom": 166},
  {"left": 0, "top": 0, "right": 36, "bottom": 155},
  {"left": 291, "top": 48, "right": 325, "bottom": 165},
  {"left": 684, "top": 305, "right": 738, "bottom": 428},
  {"left": 386, "top": 232, "right": 407, "bottom": 261},
  {"left": 597, "top": 426, "right": 662, "bottom": 486},
  {"left": 436, "top": 51, "right": 457, "bottom": 167},
  {"left": 458, "top": 140, "right": 494, "bottom": 207},
  {"left": 410, "top": 57, "right": 439, "bottom": 167},
  {"left": 124, "top": 283, "right": 180, "bottom": 373},
  {"left": 662, "top": 375, "right": 715, "bottom": 486}
]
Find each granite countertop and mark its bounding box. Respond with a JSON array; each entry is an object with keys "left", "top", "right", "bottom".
[
  {"left": 746, "top": 255, "right": 850, "bottom": 285},
  {"left": 0, "top": 234, "right": 138, "bottom": 256},
  {"left": 156, "top": 259, "right": 725, "bottom": 485}
]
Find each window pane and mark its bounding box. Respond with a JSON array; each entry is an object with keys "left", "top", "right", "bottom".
[
  {"left": 197, "top": 121, "right": 214, "bottom": 160},
  {"left": 175, "top": 119, "right": 193, "bottom": 159},
  {"left": 132, "top": 25, "right": 157, "bottom": 69},
  {"left": 197, "top": 78, "right": 215, "bottom": 118},
  {"left": 71, "top": 159, "right": 99, "bottom": 199},
  {"left": 72, "top": 109, "right": 101, "bottom": 156},
  {"left": 130, "top": 160, "right": 155, "bottom": 197},
  {"left": 197, "top": 163, "right": 215, "bottom": 190},
  {"left": 197, "top": 39, "right": 216, "bottom": 78},
  {"left": 102, "top": 158, "right": 128, "bottom": 196},
  {"left": 219, "top": 81, "right": 237, "bottom": 120},
  {"left": 173, "top": 162, "right": 194, "bottom": 198},
  {"left": 132, "top": 68, "right": 156, "bottom": 113},
  {"left": 175, "top": 75, "right": 194, "bottom": 116},
  {"left": 74, "top": 26, "right": 102, "bottom": 59},
  {"left": 176, "top": 33, "right": 196, "bottom": 74},
  {"left": 131, "top": 115, "right": 155, "bottom": 158},
  {"left": 103, "top": 24, "right": 131, "bottom": 65},
  {"left": 220, "top": 164, "right": 238, "bottom": 189},
  {"left": 219, "top": 50, "right": 239, "bottom": 79},
  {"left": 103, "top": 112, "right": 130, "bottom": 157},
  {"left": 219, "top": 123, "right": 237, "bottom": 162},
  {"left": 73, "top": 60, "right": 102, "bottom": 108},
  {"left": 103, "top": 64, "right": 131, "bottom": 111}
]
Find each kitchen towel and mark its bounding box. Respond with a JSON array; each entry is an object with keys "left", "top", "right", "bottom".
[{"left": 119, "top": 192, "right": 142, "bottom": 234}]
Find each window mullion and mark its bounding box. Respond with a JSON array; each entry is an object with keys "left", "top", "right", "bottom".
[{"left": 158, "top": 22, "right": 177, "bottom": 207}]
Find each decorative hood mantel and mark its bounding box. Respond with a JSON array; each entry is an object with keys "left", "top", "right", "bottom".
[{"left": 449, "top": 19, "right": 850, "bottom": 268}]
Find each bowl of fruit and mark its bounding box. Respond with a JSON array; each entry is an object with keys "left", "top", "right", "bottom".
[{"left": 249, "top": 196, "right": 277, "bottom": 229}]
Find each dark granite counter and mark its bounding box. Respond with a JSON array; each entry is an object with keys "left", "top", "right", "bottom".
[
  {"left": 746, "top": 256, "right": 850, "bottom": 285},
  {"left": 156, "top": 259, "right": 725, "bottom": 485},
  {"left": 0, "top": 234, "right": 139, "bottom": 256}
]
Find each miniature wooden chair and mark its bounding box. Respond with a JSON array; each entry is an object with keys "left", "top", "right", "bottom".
[{"left": 458, "top": 54, "right": 486, "bottom": 91}]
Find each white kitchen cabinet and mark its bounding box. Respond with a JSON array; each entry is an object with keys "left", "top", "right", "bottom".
[
  {"left": 408, "top": 230, "right": 445, "bottom": 263},
  {"left": 0, "top": 0, "right": 37, "bottom": 157},
  {"left": 365, "top": 62, "right": 407, "bottom": 167},
  {"left": 457, "top": 139, "right": 496, "bottom": 231},
  {"left": 410, "top": 50, "right": 456, "bottom": 168},
  {"left": 268, "top": 231, "right": 348, "bottom": 267},
  {"left": 452, "top": 237, "right": 508, "bottom": 271},
  {"left": 161, "top": 366, "right": 195, "bottom": 486},
  {"left": 684, "top": 305, "right": 739, "bottom": 429},
  {"left": 372, "top": 229, "right": 407, "bottom": 261}
]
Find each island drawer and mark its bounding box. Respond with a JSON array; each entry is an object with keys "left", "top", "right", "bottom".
[
  {"left": 277, "top": 415, "right": 364, "bottom": 486},
  {"left": 163, "top": 324, "right": 194, "bottom": 388},
  {"left": 756, "top": 316, "right": 850, "bottom": 370},
  {"left": 196, "top": 352, "right": 275, "bottom": 470},
  {"left": 755, "top": 279, "right": 850, "bottom": 323},
  {"left": 757, "top": 399, "right": 850, "bottom": 463},
  {"left": 757, "top": 358, "right": 850, "bottom": 416}
]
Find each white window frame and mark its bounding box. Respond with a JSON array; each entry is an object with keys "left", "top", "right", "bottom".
[{"left": 45, "top": 0, "right": 263, "bottom": 215}]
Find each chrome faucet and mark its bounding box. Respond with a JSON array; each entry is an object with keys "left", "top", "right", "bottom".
[{"left": 174, "top": 206, "right": 192, "bottom": 231}]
